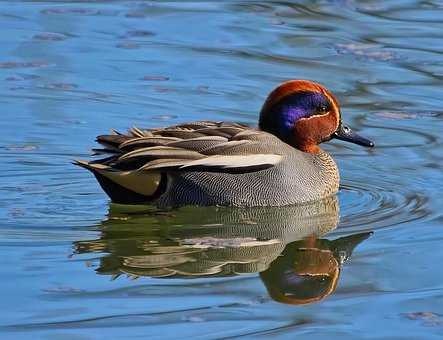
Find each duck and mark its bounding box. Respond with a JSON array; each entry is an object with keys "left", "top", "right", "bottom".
[{"left": 75, "top": 80, "right": 374, "bottom": 207}]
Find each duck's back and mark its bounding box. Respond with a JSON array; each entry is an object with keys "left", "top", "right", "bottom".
[{"left": 76, "top": 121, "right": 339, "bottom": 207}]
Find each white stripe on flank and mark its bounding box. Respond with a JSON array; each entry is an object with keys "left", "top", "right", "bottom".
[{"left": 180, "top": 154, "right": 282, "bottom": 169}]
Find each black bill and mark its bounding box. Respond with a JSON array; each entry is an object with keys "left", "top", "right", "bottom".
[{"left": 333, "top": 124, "right": 374, "bottom": 147}]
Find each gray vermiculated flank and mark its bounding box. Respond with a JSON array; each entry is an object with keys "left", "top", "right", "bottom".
[{"left": 155, "top": 137, "right": 339, "bottom": 207}]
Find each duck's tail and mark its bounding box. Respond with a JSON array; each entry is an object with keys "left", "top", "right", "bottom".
[{"left": 74, "top": 160, "right": 166, "bottom": 204}]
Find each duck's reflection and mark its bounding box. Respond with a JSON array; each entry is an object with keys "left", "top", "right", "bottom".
[{"left": 74, "top": 196, "right": 371, "bottom": 305}]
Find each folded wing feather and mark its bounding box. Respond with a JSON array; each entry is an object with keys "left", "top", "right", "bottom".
[{"left": 79, "top": 121, "right": 283, "bottom": 174}]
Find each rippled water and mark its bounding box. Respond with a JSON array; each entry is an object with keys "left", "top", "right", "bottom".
[{"left": 2, "top": 1, "right": 443, "bottom": 339}]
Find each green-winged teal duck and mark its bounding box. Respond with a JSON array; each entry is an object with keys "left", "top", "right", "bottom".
[{"left": 75, "top": 80, "right": 374, "bottom": 207}]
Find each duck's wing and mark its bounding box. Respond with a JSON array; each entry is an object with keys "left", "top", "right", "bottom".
[{"left": 75, "top": 121, "right": 284, "bottom": 174}]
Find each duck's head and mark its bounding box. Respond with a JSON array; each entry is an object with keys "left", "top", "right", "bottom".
[{"left": 259, "top": 80, "right": 374, "bottom": 153}]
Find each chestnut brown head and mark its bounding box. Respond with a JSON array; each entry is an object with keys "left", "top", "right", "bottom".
[{"left": 259, "top": 80, "right": 374, "bottom": 153}]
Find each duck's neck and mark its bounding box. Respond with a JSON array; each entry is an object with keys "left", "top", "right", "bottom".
[{"left": 297, "top": 144, "right": 320, "bottom": 154}]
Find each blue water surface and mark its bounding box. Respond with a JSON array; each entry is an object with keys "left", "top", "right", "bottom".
[{"left": 1, "top": 1, "right": 443, "bottom": 339}]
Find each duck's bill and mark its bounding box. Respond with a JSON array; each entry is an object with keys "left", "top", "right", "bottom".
[{"left": 333, "top": 124, "right": 374, "bottom": 147}]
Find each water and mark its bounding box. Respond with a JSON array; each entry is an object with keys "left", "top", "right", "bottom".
[{"left": 1, "top": 1, "right": 443, "bottom": 338}]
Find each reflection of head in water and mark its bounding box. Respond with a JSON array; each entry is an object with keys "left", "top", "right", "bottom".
[{"left": 260, "top": 233, "right": 371, "bottom": 305}]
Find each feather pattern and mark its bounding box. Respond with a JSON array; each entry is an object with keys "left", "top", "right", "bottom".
[
  {"left": 180, "top": 154, "right": 282, "bottom": 169},
  {"left": 119, "top": 136, "right": 181, "bottom": 150},
  {"left": 76, "top": 118, "right": 340, "bottom": 207},
  {"left": 84, "top": 121, "right": 283, "bottom": 173}
]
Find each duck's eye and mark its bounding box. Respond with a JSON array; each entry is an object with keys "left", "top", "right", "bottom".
[{"left": 318, "top": 105, "right": 328, "bottom": 114}]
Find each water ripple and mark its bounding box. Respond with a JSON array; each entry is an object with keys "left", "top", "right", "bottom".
[
  {"left": 340, "top": 180, "right": 429, "bottom": 231},
  {"left": 2, "top": 1, "right": 443, "bottom": 339}
]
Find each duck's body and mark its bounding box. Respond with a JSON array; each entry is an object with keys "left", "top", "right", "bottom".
[
  {"left": 159, "top": 131, "right": 339, "bottom": 207},
  {"left": 76, "top": 80, "right": 373, "bottom": 207}
]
